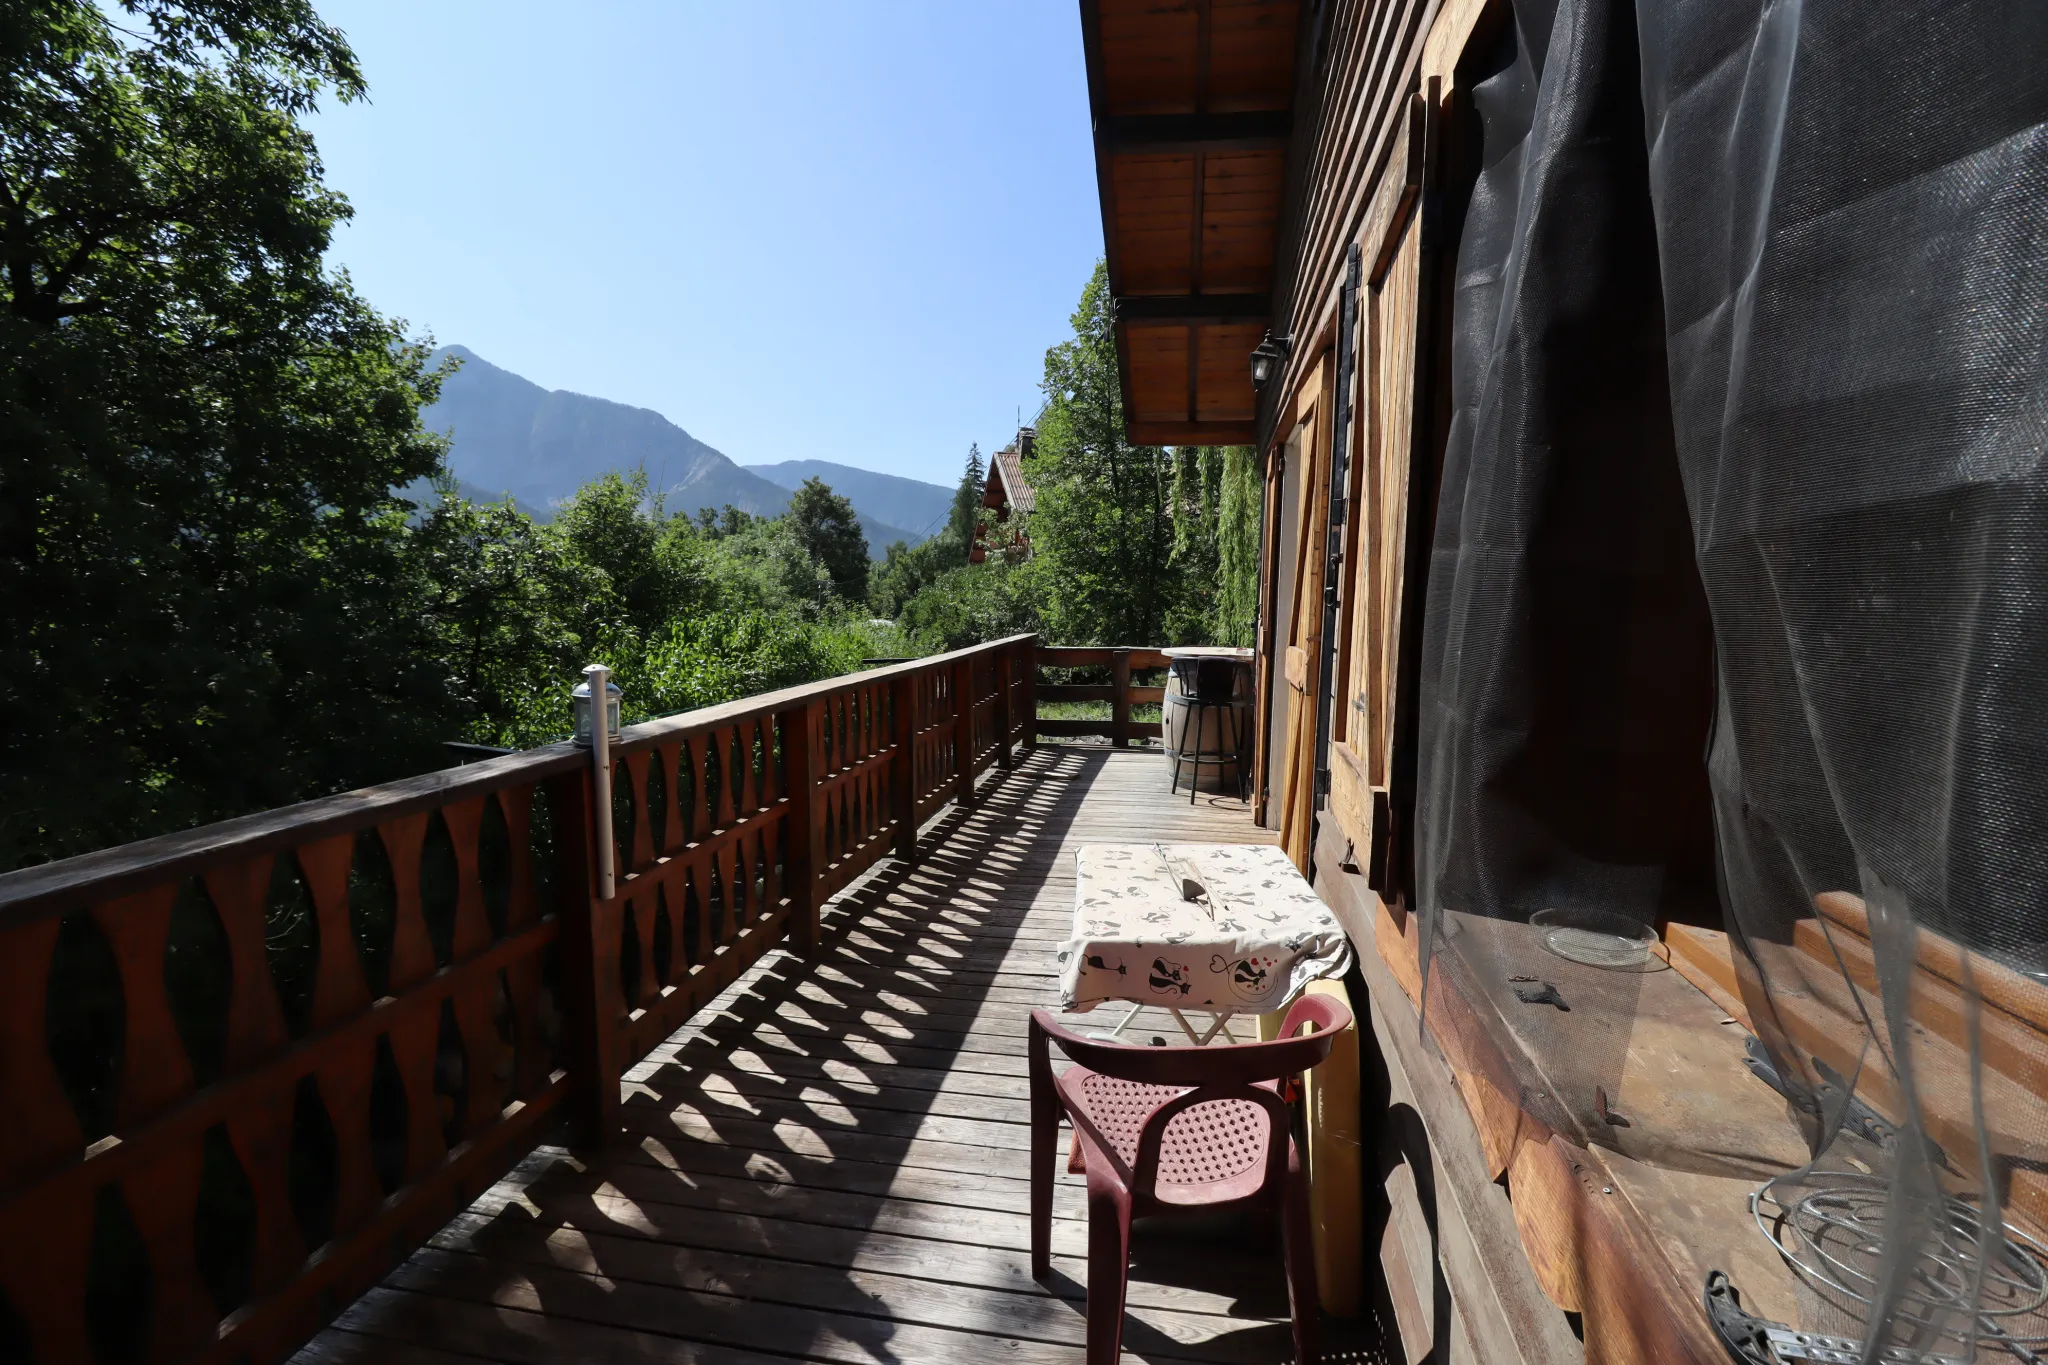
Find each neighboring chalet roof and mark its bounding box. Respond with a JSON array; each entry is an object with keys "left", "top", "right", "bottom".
[
  {"left": 1079, "top": 0, "right": 1302, "bottom": 447},
  {"left": 983, "top": 434, "right": 1036, "bottom": 516}
]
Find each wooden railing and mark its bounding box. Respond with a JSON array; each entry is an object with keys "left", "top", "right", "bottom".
[
  {"left": 0, "top": 633, "right": 1036, "bottom": 1365},
  {"left": 1033, "top": 646, "right": 1170, "bottom": 748}
]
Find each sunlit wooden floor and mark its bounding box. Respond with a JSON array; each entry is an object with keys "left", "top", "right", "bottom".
[{"left": 296, "top": 746, "right": 1386, "bottom": 1365}]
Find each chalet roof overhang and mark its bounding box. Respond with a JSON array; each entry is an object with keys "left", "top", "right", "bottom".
[{"left": 1079, "top": 0, "right": 1301, "bottom": 448}]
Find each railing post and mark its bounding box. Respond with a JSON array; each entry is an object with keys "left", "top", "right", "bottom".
[
  {"left": 1111, "top": 648, "right": 1133, "bottom": 750},
  {"left": 995, "top": 644, "right": 1014, "bottom": 771},
  {"left": 550, "top": 768, "right": 620, "bottom": 1151},
  {"left": 952, "top": 655, "right": 977, "bottom": 808},
  {"left": 1025, "top": 637, "right": 1039, "bottom": 752},
  {"left": 891, "top": 670, "right": 919, "bottom": 865},
  {"left": 779, "top": 700, "right": 826, "bottom": 954}
]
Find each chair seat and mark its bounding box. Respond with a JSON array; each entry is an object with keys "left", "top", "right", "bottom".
[{"left": 1057, "top": 1068, "right": 1275, "bottom": 1203}]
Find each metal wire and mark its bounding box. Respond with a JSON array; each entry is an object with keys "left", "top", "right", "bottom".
[{"left": 1753, "top": 1172, "right": 2048, "bottom": 1356}]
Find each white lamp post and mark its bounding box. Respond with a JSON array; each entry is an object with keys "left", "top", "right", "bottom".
[{"left": 573, "top": 664, "right": 622, "bottom": 899}]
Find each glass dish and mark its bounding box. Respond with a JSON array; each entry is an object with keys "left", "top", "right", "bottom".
[{"left": 1530, "top": 907, "right": 1659, "bottom": 971}]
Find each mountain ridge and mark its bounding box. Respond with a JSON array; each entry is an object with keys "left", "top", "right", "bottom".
[
  {"left": 745, "top": 460, "right": 956, "bottom": 546},
  {"left": 424, "top": 347, "right": 921, "bottom": 556}
]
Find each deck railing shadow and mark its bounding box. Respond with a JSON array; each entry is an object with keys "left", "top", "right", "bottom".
[{"left": 393, "top": 747, "right": 1305, "bottom": 1365}]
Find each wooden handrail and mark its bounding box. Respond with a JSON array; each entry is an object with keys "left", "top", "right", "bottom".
[
  {"left": 1034, "top": 645, "right": 1170, "bottom": 744},
  {"left": 0, "top": 632, "right": 1038, "bottom": 1365}
]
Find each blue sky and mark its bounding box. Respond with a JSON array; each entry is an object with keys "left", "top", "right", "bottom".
[{"left": 305, "top": 2, "right": 1103, "bottom": 490}]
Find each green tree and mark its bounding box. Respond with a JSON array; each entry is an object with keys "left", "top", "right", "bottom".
[
  {"left": 1027, "top": 262, "right": 1182, "bottom": 645},
  {"left": 898, "top": 557, "right": 1045, "bottom": 654},
  {"left": 1164, "top": 447, "right": 1223, "bottom": 644},
  {"left": 948, "top": 443, "right": 985, "bottom": 549},
  {"left": 1215, "top": 447, "right": 1262, "bottom": 645},
  {"left": 410, "top": 485, "right": 580, "bottom": 747},
  {"left": 551, "top": 471, "right": 709, "bottom": 638},
  {"left": 868, "top": 534, "right": 954, "bottom": 619},
  {"left": 0, "top": 0, "right": 454, "bottom": 865},
  {"left": 785, "top": 476, "right": 868, "bottom": 602}
]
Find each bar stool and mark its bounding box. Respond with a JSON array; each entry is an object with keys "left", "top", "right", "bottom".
[{"left": 1169, "top": 656, "right": 1245, "bottom": 804}]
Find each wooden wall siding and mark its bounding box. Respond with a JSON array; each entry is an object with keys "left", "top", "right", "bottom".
[
  {"left": 1265, "top": 0, "right": 1438, "bottom": 417},
  {"left": 0, "top": 634, "right": 1036, "bottom": 1365},
  {"left": 1328, "top": 103, "right": 1426, "bottom": 865}
]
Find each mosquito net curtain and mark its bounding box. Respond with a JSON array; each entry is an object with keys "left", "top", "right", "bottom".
[{"left": 1413, "top": 0, "right": 2048, "bottom": 1350}]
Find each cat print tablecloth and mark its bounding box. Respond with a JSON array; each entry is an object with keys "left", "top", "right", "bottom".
[{"left": 1058, "top": 844, "right": 1353, "bottom": 1013}]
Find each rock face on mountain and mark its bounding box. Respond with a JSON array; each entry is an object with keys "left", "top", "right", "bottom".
[
  {"left": 745, "top": 460, "right": 956, "bottom": 546},
  {"left": 424, "top": 346, "right": 917, "bottom": 555}
]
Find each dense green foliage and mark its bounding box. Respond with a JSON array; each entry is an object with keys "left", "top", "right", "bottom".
[
  {"left": 0, "top": 0, "right": 457, "bottom": 865},
  {"left": 785, "top": 476, "right": 868, "bottom": 603},
  {"left": 417, "top": 469, "right": 891, "bottom": 751},
  {"left": 885, "top": 263, "right": 1263, "bottom": 655},
  {"left": 0, "top": 1, "right": 891, "bottom": 866},
  {"left": 0, "top": 0, "right": 1259, "bottom": 868},
  {"left": 1028, "top": 265, "right": 1178, "bottom": 643},
  {"left": 1216, "top": 447, "right": 1263, "bottom": 645},
  {"left": 867, "top": 444, "right": 981, "bottom": 620}
]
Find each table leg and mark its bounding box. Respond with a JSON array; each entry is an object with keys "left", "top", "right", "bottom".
[
  {"left": 1168, "top": 1008, "right": 1240, "bottom": 1045},
  {"left": 1086, "top": 1000, "right": 1146, "bottom": 1042}
]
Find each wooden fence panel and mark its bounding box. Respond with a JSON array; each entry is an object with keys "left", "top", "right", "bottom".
[{"left": 0, "top": 633, "right": 1057, "bottom": 1365}]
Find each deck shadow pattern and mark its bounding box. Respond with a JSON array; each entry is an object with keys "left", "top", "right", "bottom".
[{"left": 296, "top": 748, "right": 1388, "bottom": 1365}]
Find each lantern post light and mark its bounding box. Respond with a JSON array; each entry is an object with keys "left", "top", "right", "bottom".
[
  {"left": 573, "top": 664, "right": 623, "bottom": 899},
  {"left": 1250, "top": 331, "right": 1292, "bottom": 388}
]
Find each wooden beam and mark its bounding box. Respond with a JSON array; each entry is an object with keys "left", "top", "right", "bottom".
[
  {"left": 1097, "top": 111, "right": 1293, "bottom": 154},
  {"left": 1116, "top": 294, "right": 1272, "bottom": 325},
  {"left": 1127, "top": 419, "right": 1257, "bottom": 446}
]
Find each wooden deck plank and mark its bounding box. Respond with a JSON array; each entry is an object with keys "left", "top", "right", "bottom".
[{"left": 293, "top": 747, "right": 1378, "bottom": 1365}]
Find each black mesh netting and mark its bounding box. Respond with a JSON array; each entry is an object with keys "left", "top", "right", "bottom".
[{"left": 1410, "top": 0, "right": 2048, "bottom": 1355}]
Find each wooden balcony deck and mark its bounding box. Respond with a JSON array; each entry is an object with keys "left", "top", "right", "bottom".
[{"left": 294, "top": 746, "right": 1377, "bottom": 1365}]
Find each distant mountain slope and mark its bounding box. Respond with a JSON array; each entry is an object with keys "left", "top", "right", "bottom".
[
  {"left": 746, "top": 460, "right": 956, "bottom": 545},
  {"left": 424, "top": 347, "right": 917, "bottom": 556},
  {"left": 400, "top": 476, "right": 548, "bottom": 522}
]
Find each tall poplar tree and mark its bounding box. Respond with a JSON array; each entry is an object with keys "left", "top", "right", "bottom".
[{"left": 1027, "top": 263, "right": 1181, "bottom": 645}]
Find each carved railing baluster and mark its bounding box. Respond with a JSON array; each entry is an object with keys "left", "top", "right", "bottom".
[
  {"left": 316, "top": 1047, "right": 382, "bottom": 1236},
  {"left": 93, "top": 886, "right": 192, "bottom": 1127},
  {"left": 0, "top": 922, "right": 83, "bottom": 1185},
  {"left": 123, "top": 1143, "right": 212, "bottom": 1358},
  {"left": 738, "top": 719, "right": 759, "bottom": 818},
  {"left": 0, "top": 632, "right": 1037, "bottom": 1365},
  {"left": 620, "top": 751, "right": 653, "bottom": 876},
  {"left": 203, "top": 857, "right": 290, "bottom": 1076},
  {"left": 378, "top": 814, "right": 436, "bottom": 994},
  {"left": 224, "top": 1091, "right": 305, "bottom": 1298},
  {"left": 299, "top": 834, "right": 368, "bottom": 1031}
]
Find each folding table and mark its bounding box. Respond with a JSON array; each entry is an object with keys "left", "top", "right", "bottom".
[{"left": 1056, "top": 843, "right": 1353, "bottom": 1044}]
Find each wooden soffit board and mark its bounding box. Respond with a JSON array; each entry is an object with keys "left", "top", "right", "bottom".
[{"left": 1081, "top": 0, "right": 1301, "bottom": 447}]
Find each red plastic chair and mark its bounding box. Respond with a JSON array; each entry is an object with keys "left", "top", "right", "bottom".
[{"left": 1028, "top": 993, "right": 1353, "bottom": 1365}]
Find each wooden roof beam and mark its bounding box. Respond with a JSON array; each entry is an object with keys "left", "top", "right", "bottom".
[
  {"left": 1097, "top": 111, "right": 1293, "bottom": 155},
  {"left": 1115, "top": 294, "right": 1273, "bottom": 325}
]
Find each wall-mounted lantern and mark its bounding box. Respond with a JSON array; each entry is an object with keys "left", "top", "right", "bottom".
[{"left": 1250, "top": 331, "right": 1293, "bottom": 388}]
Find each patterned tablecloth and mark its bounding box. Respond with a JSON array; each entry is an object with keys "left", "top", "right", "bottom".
[{"left": 1057, "top": 843, "right": 1353, "bottom": 1013}]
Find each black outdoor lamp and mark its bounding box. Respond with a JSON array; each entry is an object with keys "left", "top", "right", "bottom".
[{"left": 1249, "top": 331, "right": 1292, "bottom": 388}]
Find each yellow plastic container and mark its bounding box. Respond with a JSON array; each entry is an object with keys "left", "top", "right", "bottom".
[{"left": 1261, "top": 978, "right": 1364, "bottom": 1316}]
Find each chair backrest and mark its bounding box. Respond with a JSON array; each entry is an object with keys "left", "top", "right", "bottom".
[{"left": 1032, "top": 992, "right": 1351, "bottom": 1087}]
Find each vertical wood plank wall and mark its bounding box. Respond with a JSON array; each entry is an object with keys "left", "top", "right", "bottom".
[{"left": 0, "top": 634, "right": 1040, "bottom": 1365}]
